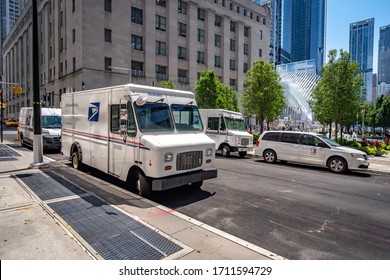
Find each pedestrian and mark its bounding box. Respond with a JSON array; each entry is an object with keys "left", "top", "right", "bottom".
[{"left": 352, "top": 130, "right": 357, "bottom": 141}]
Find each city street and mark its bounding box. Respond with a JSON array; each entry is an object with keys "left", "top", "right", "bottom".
[{"left": 2, "top": 129, "right": 390, "bottom": 260}]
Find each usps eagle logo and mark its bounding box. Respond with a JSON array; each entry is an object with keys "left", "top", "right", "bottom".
[{"left": 88, "top": 102, "right": 100, "bottom": 122}]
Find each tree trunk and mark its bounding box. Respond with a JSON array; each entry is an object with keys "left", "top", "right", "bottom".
[{"left": 335, "top": 122, "right": 338, "bottom": 141}]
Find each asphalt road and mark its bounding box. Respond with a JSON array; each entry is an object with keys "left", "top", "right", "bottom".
[
  {"left": 4, "top": 128, "right": 390, "bottom": 259},
  {"left": 153, "top": 155, "right": 390, "bottom": 260}
]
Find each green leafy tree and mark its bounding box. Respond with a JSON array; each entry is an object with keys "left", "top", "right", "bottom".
[
  {"left": 215, "top": 83, "right": 239, "bottom": 112},
  {"left": 309, "top": 49, "right": 363, "bottom": 140},
  {"left": 195, "top": 69, "right": 239, "bottom": 111},
  {"left": 241, "top": 60, "right": 285, "bottom": 133},
  {"left": 195, "top": 70, "right": 220, "bottom": 109},
  {"left": 378, "top": 96, "right": 390, "bottom": 134},
  {"left": 159, "top": 77, "right": 176, "bottom": 89}
]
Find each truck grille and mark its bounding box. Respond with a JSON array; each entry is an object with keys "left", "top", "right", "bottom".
[
  {"left": 241, "top": 138, "right": 250, "bottom": 146},
  {"left": 176, "top": 151, "right": 203, "bottom": 171}
]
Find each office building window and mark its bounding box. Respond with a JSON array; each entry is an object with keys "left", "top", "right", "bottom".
[
  {"left": 244, "top": 43, "right": 248, "bottom": 55},
  {"left": 244, "top": 26, "right": 249, "bottom": 37},
  {"left": 215, "top": 15, "right": 221, "bottom": 27},
  {"left": 259, "top": 48, "right": 262, "bottom": 57},
  {"left": 237, "top": 6, "right": 240, "bottom": 14},
  {"left": 72, "top": 0, "right": 75, "bottom": 12},
  {"left": 198, "top": 8, "right": 205, "bottom": 21},
  {"left": 230, "top": 79, "right": 236, "bottom": 88},
  {"left": 72, "top": 28, "right": 76, "bottom": 43},
  {"left": 178, "top": 0, "right": 187, "bottom": 14},
  {"left": 131, "top": 34, "right": 143, "bottom": 50},
  {"left": 230, "top": 39, "right": 236, "bottom": 51},
  {"left": 230, "top": 59, "right": 236, "bottom": 70},
  {"left": 178, "top": 22, "right": 187, "bottom": 37},
  {"left": 156, "top": 65, "right": 167, "bottom": 80},
  {"left": 105, "top": 28, "right": 112, "bottom": 42},
  {"left": 156, "top": 41, "right": 167, "bottom": 56},
  {"left": 156, "top": 15, "right": 166, "bottom": 31},
  {"left": 178, "top": 69, "right": 188, "bottom": 83},
  {"left": 230, "top": 21, "right": 236, "bottom": 32},
  {"left": 156, "top": 0, "right": 166, "bottom": 7},
  {"left": 131, "top": 61, "right": 144, "bottom": 77},
  {"left": 104, "top": 0, "right": 112, "bottom": 12},
  {"left": 131, "top": 7, "right": 143, "bottom": 25},
  {"left": 197, "top": 29, "right": 205, "bottom": 43},
  {"left": 178, "top": 46, "right": 187, "bottom": 60},
  {"left": 73, "top": 57, "right": 76, "bottom": 72},
  {"left": 244, "top": 63, "right": 249, "bottom": 73},
  {"left": 215, "top": 55, "right": 221, "bottom": 67},
  {"left": 197, "top": 51, "right": 205, "bottom": 64},
  {"left": 215, "top": 34, "right": 221, "bottom": 47},
  {"left": 105, "top": 57, "right": 112, "bottom": 70},
  {"left": 259, "top": 30, "right": 263, "bottom": 40}
]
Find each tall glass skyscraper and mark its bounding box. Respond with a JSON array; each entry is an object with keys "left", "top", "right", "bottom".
[
  {"left": 378, "top": 24, "right": 390, "bottom": 85},
  {"left": 281, "top": 0, "right": 326, "bottom": 74},
  {"left": 349, "top": 18, "right": 375, "bottom": 101},
  {"left": 0, "top": 0, "right": 21, "bottom": 78}
]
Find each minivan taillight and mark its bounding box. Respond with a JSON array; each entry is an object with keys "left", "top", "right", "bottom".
[{"left": 256, "top": 140, "right": 260, "bottom": 147}]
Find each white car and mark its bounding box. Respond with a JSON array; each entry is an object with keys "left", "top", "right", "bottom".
[{"left": 255, "top": 131, "right": 369, "bottom": 173}]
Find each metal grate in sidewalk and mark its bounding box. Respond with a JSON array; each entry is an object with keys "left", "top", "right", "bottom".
[
  {"left": 16, "top": 172, "right": 184, "bottom": 260},
  {"left": 0, "top": 144, "right": 21, "bottom": 157}
]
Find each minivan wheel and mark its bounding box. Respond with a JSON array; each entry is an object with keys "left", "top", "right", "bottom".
[
  {"left": 327, "top": 157, "right": 347, "bottom": 174},
  {"left": 263, "top": 149, "right": 277, "bottom": 163},
  {"left": 221, "top": 145, "right": 231, "bottom": 157}
]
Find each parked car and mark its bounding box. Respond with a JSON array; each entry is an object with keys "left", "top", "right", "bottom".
[
  {"left": 255, "top": 131, "right": 369, "bottom": 173},
  {"left": 4, "top": 119, "right": 19, "bottom": 127}
]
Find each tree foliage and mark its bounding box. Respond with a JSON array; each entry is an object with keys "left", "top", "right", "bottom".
[
  {"left": 241, "top": 60, "right": 285, "bottom": 133},
  {"left": 195, "top": 69, "right": 238, "bottom": 111},
  {"left": 159, "top": 77, "right": 176, "bottom": 89},
  {"left": 309, "top": 49, "right": 363, "bottom": 139}
]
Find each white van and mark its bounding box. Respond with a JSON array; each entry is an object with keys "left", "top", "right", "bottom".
[
  {"left": 255, "top": 131, "right": 369, "bottom": 173},
  {"left": 18, "top": 107, "right": 62, "bottom": 150},
  {"left": 199, "top": 109, "right": 253, "bottom": 157},
  {"left": 61, "top": 84, "right": 217, "bottom": 197}
]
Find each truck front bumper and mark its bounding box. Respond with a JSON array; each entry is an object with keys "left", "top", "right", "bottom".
[{"left": 152, "top": 168, "right": 218, "bottom": 191}]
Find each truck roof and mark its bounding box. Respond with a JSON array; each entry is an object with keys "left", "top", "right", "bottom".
[{"left": 65, "top": 83, "right": 195, "bottom": 99}]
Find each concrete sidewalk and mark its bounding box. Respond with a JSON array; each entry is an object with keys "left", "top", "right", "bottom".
[{"left": 0, "top": 141, "right": 280, "bottom": 260}]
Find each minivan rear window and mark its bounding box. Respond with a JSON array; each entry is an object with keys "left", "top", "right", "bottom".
[
  {"left": 281, "top": 133, "right": 300, "bottom": 144},
  {"left": 262, "top": 132, "right": 280, "bottom": 142}
]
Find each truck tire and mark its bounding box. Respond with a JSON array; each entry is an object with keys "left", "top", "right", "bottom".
[
  {"left": 191, "top": 181, "right": 203, "bottom": 189},
  {"left": 221, "top": 145, "right": 231, "bottom": 157},
  {"left": 71, "top": 152, "right": 81, "bottom": 170},
  {"left": 137, "top": 171, "right": 152, "bottom": 197},
  {"left": 238, "top": 151, "right": 247, "bottom": 158}
]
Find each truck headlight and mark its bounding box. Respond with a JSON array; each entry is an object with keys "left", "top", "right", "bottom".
[
  {"left": 206, "top": 148, "right": 213, "bottom": 156},
  {"left": 164, "top": 152, "right": 173, "bottom": 162}
]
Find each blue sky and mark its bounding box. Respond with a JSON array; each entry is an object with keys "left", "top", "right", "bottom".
[{"left": 326, "top": 0, "right": 389, "bottom": 73}]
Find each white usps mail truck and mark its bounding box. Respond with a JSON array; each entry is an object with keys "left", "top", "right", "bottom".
[
  {"left": 199, "top": 109, "right": 253, "bottom": 158},
  {"left": 61, "top": 84, "right": 217, "bottom": 197},
  {"left": 18, "top": 107, "right": 62, "bottom": 150}
]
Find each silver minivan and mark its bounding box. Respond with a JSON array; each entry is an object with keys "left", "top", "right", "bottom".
[{"left": 254, "top": 131, "right": 369, "bottom": 173}]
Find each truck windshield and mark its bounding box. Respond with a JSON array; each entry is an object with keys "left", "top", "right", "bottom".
[
  {"left": 225, "top": 117, "right": 247, "bottom": 131},
  {"left": 42, "top": 116, "right": 61, "bottom": 129},
  {"left": 134, "top": 102, "right": 174, "bottom": 132},
  {"left": 171, "top": 104, "right": 203, "bottom": 131}
]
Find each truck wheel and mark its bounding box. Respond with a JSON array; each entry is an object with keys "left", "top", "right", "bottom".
[
  {"left": 20, "top": 135, "right": 25, "bottom": 147},
  {"left": 191, "top": 181, "right": 203, "bottom": 189},
  {"left": 263, "top": 149, "right": 277, "bottom": 163},
  {"left": 327, "top": 157, "right": 347, "bottom": 174},
  {"left": 71, "top": 152, "right": 81, "bottom": 170},
  {"left": 238, "top": 151, "right": 247, "bottom": 158},
  {"left": 222, "top": 145, "right": 231, "bottom": 157},
  {"left": 137, "top": 172, "right": 152, "bottom": 197}
]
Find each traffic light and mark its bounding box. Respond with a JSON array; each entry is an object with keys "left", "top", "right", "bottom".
[{"left": 12, "top": 86, "right": 23, "bottom": 94}]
